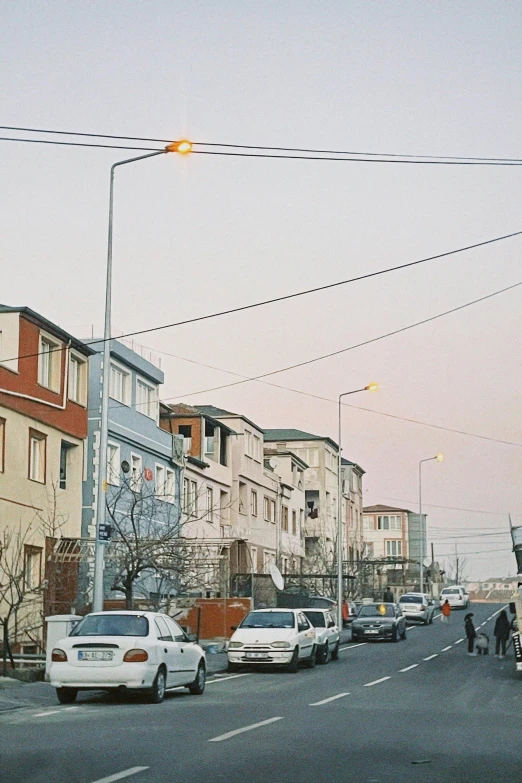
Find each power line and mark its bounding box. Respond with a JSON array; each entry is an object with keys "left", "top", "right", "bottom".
[
  {"left": 365, "top": 496, "right": 513, "bottom": 516},
  {"left": 4, "top": 133, "right": 522, "bottom": 166},
  {"left": 3, "top": 124, "right": 522, "bottom": 163},
  {"left": 7, "top": 229, "right": 521, "bottom": 366},
  {"left": 165, "top": 280, "right": 522, "bottom": 403}
]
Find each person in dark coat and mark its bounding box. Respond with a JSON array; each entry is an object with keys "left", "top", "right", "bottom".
[
  {"left": 494, "top": 609, "right": 511, "bottom": 658},
  {"left": 383, "top": 587, "right": 394, "bottom": 603},
  {"left": 464, "top": 612, "right": 477, "bottom": 655}
]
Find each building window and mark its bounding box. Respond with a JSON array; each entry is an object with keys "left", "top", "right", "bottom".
[
  {"left": 251, "top": 489, "right": 258, "bottom": 516},
  {"left": 206, "top": 487, "right": 214, "bottom": 523},
  {"left": 130, "top": 454, "right": 142, "bottom": 491},
  {"left": 109, "top": 362, "right": 131, "bottom": 405},
  {"left": 281, "top": 556, "right": 289, "bottom": 574},
  {"left": 107, "top": 443, "right": 120, "bottom": 485},
  {"left": 292, "top": 509, "right": 297, "bottom": 535},
  {"left": 299, "top": 509, "right": 304, "bottom": 534},
  {"left": 378, "top": 515, "right": 402, "bottom": 531},
  {"left": 59, "top": 441, "right": 73, "bottom": 490},
  {"left": 363, "top": 515, "right": 372, "bottom": 531},
  {"left": 263, "top": 551, "right": 276, "bottom": 573},
  {"left": 239, "top": 481, "right": 247, "bottom": 514},
  {"left": 155, "top": 464, "right": 165, "bottom": 497},
  {"left": 386, "top": 540, "right": 402, "bottom": 557},
  {"left": 29, "top": 429, "right": 46, "bottom": 483},
  {"left": 68, "top": 353, "right": 87, "bottom": 405},
  {"left": 0, "top": 417, "right": 5, "bottom": 473},
  {"left": 250, "top": 546, "right": 258, "bottom": 573},
  {"left": 178, "top": 425, "right": 192, "bottom": 453},
  {"left": 263, "top": 497, "right": 275, "bottom": 523},
  {"left": 282, "top": 505, "right": 289, "bottom": 532},
  {"left": 165, "top": 469, "right": 175, "bottom": 504},
  {"left": 183, "top": 477, "right": 190, "bottom": 510},
  {"left": 136, "top": 378, "right": 158, "bottom": 420},
  {"left": 190, "top": 480, "right": 198, "bottom": 516},
  {"left": 38, "top": 333, "right": 61, "bottom": 392},
  {"left": 245, "top": 429, "right": 252, "bottom": 457},
  {"left": 24, "top": 545, "right": 42, "bottom": 590},
  {"left": 253, "top": 434, "right": 261, "bottom": 462}
]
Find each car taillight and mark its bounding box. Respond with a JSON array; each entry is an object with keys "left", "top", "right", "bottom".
[
  {"left": 51, "top": 648, "right": 67, "bottom": 662},
  {"left": 123, "top": 649, "right": 148, "bottom": 662}
]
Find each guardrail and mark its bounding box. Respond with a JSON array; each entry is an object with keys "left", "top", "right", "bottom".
[{"left": 0, "top": 654, "right": 45, "bottom": 669}]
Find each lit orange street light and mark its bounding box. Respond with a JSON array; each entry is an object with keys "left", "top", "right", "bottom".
[{"left": 166, "top": 140, "right": 193, "bottom": 154}]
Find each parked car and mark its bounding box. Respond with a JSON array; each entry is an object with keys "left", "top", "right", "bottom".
[
  {"left": 398, "top": 593, "right": 436, "bottom": 625},
  {"left": 306, "top": 595, "right": 337, "bottom": 609},
  {"left": 302, "top": 608, "right": 340, "bottom": 664},
  {"left": 49, "top": 611, "right": 206, "bottom": 705},
  {"left": 351, "top": 602, "right": 407, "bottom": 642},
  {"left": 227, "top": 608, "right": 317, "bottom": 672},
  {"left": 440, "top": 586, "right": 469, "bottom": 609}
]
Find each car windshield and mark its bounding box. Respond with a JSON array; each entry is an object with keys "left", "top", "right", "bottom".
[
  {"left": 399, "top": 596, "right": 423, "bottom": 604},
  {"left": 240, "top": 612, "right": 295, "bottom": 629},
  {"left": 302, "top": 611, "right": 326, "bottom": 627},
  {"left": 358, "top": 604, "right": 395, "bottom": 618},
  {"left": 70, "top": 614, "right": 149, "bottom": 637}
]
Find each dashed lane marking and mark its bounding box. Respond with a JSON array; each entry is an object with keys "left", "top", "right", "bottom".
[
  {"left": 89, "top": 768, "right": 149, "bottom": 783},
  {"left": 423, "top": 654, "right": 438, "bottom": 661},
  {"left": 399, "top": 664, "right": 419, "bottom": 672},
  {"left": 441, "top": 646, "right": 453, "bottom": 652},
  {"left": 33, "top": 707, "right": 78, "bottom": 718},
  {"left": 364, "top": 677, "right": 391, "bottom": 687},
  {"left": 454, "top": 638, "right": 464, "bottom": 644},
  {"left": 309, "top": 693, "right": 350, "bottom": 706},
  {"left": 339, "top": 643, "right": 367, "bottom": 651},
  {"left": 209, "top": 716, "right": 283, "bottom": 742},
  {"left": 207, "top": 674, "right": 250, "bottom": 683}
]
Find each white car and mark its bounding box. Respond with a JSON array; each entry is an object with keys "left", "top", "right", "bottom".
[
  {"left": 398, "top": 593, "right": 436, "bottom": 625},
  {"left": 440, "top": 586, "right": 469, "bottom": 609},
  {"left": 49, "top": 611, "right": 206, "bottom": 704},
  {"left": 302, "top": 608, "right": 340, "bottom": 664},
  {"left": 227, "top": 608, "right": 317, "bottom": 672}
]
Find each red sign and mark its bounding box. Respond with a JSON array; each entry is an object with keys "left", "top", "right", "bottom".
[{"left": 144, "top": 468, "right": 153, "bottom": 482}]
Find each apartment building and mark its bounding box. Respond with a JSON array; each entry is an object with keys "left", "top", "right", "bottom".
[
  {"left": 362, "top": 504, "right": 426, "bottom": 567},
  {"left": 341, "top": 458, "right": 365, "bottom": 562},
  {"left": 81, "top": 340, "right": 183, "bottom": 605},
  {"left": 0, "top": 305, "right": 94, "bottom": 647}
]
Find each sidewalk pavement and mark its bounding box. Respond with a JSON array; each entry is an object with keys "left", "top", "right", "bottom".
[{"left": 0, "top": 628, "right": 353, "bottom": 713}]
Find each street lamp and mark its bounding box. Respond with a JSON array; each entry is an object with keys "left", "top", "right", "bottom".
[
  {"left": 92, "top": 141, "right": 193, "bottom": 612},
  {"left": 418, "top": 452, "right": 444, "bottom": 595},
  {"left": 336, "top": 383, "right": 378, "bottom": 628}
]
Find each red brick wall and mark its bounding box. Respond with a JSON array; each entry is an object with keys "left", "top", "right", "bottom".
[{"left": 177, "top": 598, "right": 252, "bottom": 639}]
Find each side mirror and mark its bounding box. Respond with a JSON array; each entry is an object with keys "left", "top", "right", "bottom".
[
  {"left": 230, "top": 625, "right": 238, "bottom": 631},
  {"left": 186, "top": 633, "right": 198, "bottom": 643}
]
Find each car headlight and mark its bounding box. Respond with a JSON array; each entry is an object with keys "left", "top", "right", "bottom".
[
  {"left": 228, "top": 641, "right": 244, "bottom": 649},
  {"left": 271, "top": 641, "right": 292, "bottom": 649}
]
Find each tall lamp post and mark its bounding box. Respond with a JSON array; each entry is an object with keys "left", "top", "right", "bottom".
[
  {"left": 418, "top": 452, "right": 444, "bottom": 595},
  {"left": 336, "top": 383, "right": 378, "bottom": 629},
  {"left": 92, "top": 140, "right": 193, "bottom": 613}
]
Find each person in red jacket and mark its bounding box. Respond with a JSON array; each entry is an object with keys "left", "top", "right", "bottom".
[{"left": 441, "top": 599, "right": 452, "bottom": 623}]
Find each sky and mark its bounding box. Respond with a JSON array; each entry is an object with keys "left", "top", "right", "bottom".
[{"left": 1, "top": 1, "right": 521, "bottom": 580}]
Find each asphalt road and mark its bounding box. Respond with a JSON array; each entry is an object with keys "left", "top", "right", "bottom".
[{"left": 1, "top": 603, "right": 520, "bottom": 783}]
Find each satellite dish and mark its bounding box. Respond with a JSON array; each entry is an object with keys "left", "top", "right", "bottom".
[
  {"left": 268, "top": 457, "right": 278, "bottom": 470},
  {"left": 121, "top": 460, "right": 130, "bottom": 474},
  {"left": 269, "top": 564, "right": 285, "bottom": 591}
]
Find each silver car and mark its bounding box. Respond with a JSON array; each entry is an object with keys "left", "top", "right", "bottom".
[
  {"left": 398, "top": 593, "right": 435, "bottom": 625},
  {"left": 302, "top": 608, "right": 340, "bottom": 664}
]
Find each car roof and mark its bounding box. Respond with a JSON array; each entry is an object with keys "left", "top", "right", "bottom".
[
  {"left": 248, "top": 608, "right": 298, "bottom": 613},
  {"left": 86, "top": 610, "right": 158, "bottom": 617},
  {"left": 301, "top": 607, "right": 331, "bottom": 613},
  {"left": 360, "top": 601, "right": 395, "bottom": 606}
]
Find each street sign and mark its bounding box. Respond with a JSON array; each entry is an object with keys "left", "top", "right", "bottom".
[{"left": 98, "top": 524, "right": 112, "bottom": 542}]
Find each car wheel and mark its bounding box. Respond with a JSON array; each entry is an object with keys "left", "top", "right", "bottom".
[
  {"left": 56, "top": 687, "right": 77, "bottom": 705},
  {"left": 188, "top": 661, "right": 206, "bottom": 695},
  {"left": 287, "top": 647, "right": 299, "bottom": 673},
  {"left": 317, "top": 642, "right": 329, "bottom": 665},
  {"left": 149, "top": 666, "right": 167, "bottom": 704},
  {"left": 331, "top": 641, "right": 340, "bottom": 660},
  {"left": 305, "top": 646, "right": 317, "bottom": 669},
  {"left": 227, "top": 661, "right": 241, "bottom": 673}
]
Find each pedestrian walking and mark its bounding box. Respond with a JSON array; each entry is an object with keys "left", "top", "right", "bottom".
[
  {"left": 464, "top": 612, "right": 477, "bottom": 655},
  {"left": 441, "top": 599, "right": 452, "bottom": 623},
  {"left": 383, "top": 586, "right": 394, "bottom": 603},
  {"left": 493, "top": 609, "right": 511, "bottom": 658}
]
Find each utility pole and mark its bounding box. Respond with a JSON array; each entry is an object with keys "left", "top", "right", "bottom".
[{"left": 431, "top": 542, "right": 435, "bottom": 597}]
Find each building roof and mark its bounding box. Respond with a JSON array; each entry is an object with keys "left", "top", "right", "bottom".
[
  {"left": 163, "top": 403, "right": 236, "bottom": 435},
  {"left": 263, "top": 447, "right": 309, "bottom": 470},
  {"left": 363, "top": 504, "right": 412, "bottom": 513},
  {"left": 263, "top": 428, "right": 338, "bottom": 451},
  {"left": 0, "top": 305, "right": 96, "bottom": 356},
  {"left": 341, "top": 457, "right": 366, "bottom": 475},
  {"left": 194, "top": 405, "right": 261, "bottom": 434}
]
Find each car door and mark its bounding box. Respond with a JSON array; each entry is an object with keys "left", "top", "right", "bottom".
[
  {"left": 296, "top": 612, "right": 315, "bottom": 658},
  {"left": 325, "top": 612, "right": 338, "bottom": 645},
  {"left": 165, "top": 617, "right": 200, "bottom": 684},
  {"left": 153, "top": 617, "right": 179, "bottom": 687}
]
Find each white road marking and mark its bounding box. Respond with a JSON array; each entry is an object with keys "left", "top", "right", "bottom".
[
  {"left": 399, "top": 664, "right": 419, "bottom": 672},
  {"left": 339, "top": 643, "right": 367, "bottom": 651},
  {"left": 423, "top": 654, "right": 438, "bottom": 661},
  {"left": 89, "top": 767, "right": 149, "bottom": 783},
  {"left": 364, "top": 677, "right": 391, "bottom": 687},
  {"left": 209, "top": 716, "right": 283, "bottom": 742},
  {"left": 207, "top": 674, "right": 250, "bottom": 683},
  {"left": 309, "top": 693, "right": 350, "bottom": 706},
  {"left": 454, "top": 638, "right": 464, "bottom": 644},
  {"left": 33, "top": 707, "right": 77, "bottom": 718},
  {"left": 434, "top": 613, "right": 442, "bottom": 619},
  {"left": 441, "top": 646, "right": 453, "bottom": 652}
]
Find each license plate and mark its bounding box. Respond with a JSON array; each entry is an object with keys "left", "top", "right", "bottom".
[
  {"left": 365, "top": 630, "right": 379, "bottom": 635},
  {"left": 78, "top": 651, "right": 113, "bottom": 661},
  {"left": 245, "top": 652, "right": 270, "bottom": 659}
]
